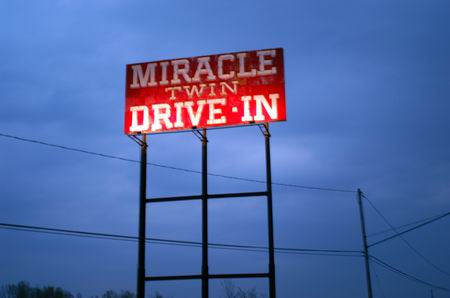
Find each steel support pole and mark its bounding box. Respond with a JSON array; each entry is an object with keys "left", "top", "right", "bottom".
[
  {"left": 201, "top": 129, "right": 209, "bottom": 298},
  {"left": 264, "top": 124, "right": 277, "bottom": 298},
  {"left": 137, "top": 135, "right": 147, "bottom": 298},
  {"left": 357, "top": 188, "right": 373, "bottom": 298}
]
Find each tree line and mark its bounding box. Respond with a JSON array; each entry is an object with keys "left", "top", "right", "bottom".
[{"left": 0, "top": 281, "right": 265, "bottom": 298}]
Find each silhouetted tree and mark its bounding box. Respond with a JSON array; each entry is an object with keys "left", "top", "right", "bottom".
[
  {"left": 0, "top": 281, "right": 73, "bottom": 298},
  {"left": 100, "top": 290, "right": 135, "bottom": 298},
  {"left": 151, "top": 292, "right": 165, "bottom": 298},
  {"left": 118, "top": 291, "right": 133, "bottom": 298},
  {"left": 0, "top": 282, "right": 138, "bottom": 298},
  {"left": 221, "top": 281, "right": 265, "bottom": 298},
  {"left": 102, "top": 290, "right": 119, "bottom": 298}
]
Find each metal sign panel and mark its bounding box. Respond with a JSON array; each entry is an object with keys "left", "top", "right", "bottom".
[{"left": 124, "top": 48, "right": 286, "bottom": 135}]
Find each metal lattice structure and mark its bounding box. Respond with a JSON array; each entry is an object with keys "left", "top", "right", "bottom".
[{"left": 130, "top": 124, "right": 277, "bottom": 298}]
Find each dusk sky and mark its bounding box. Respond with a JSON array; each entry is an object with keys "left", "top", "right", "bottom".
[{"left": 1, "top": 1, "right": 450, "bottom": 297}]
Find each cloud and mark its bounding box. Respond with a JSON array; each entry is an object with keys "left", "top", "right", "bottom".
[{"left": 1, "top": 0, "right": 450, "bottom": 297}]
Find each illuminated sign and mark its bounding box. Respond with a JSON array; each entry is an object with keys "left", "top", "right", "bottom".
[{"left": 124, "top": 48, "right": 286, "bottom": 134}]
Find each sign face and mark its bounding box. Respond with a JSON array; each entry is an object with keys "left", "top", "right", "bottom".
[{"left": 124, "top": 48, "right": 286, "bottom": 134}]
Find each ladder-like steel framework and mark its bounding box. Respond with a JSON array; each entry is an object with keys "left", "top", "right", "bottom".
[{"left": 130, "top": 124, "right": 277, "bottom": 298}]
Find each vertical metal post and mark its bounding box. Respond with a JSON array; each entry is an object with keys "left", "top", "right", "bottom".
[
  {"left": 137, "top": 134, "right": 147, "bottom": 298},
  {"left": 201, "top": 129, "right": 209, "bottom": 298},
  {"left": 264, "top": 124, "right": 277, "bottom": 298},
  {"left": 357, "top": 188, "right": 373, "bottom": 298}
]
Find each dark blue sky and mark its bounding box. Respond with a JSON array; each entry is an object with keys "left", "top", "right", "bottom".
[{"left": 1, "top": 1, "right": 450, "bottom": 297}]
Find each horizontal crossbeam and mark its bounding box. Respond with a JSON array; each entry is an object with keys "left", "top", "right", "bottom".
[
  {"left": 145, "top": 273, "right": 270, "bottom": 281},
  {"left": 146, "top": 195, "right": 202, "bottom": 203},
  {"left": 209, "top": 273, "right": 270, "bottom": 279},
  {"left": 208, "top": 191, "right": 268, "bottom": 199},
  {"left": 146, "top": 191, "right": 268, "bottom": 203},
  {"left": 146, "top": 275, "right": 202, "bottom": 281}
]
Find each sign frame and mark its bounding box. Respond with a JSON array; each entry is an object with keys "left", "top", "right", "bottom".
[{"left": 124, "top": 48, "right": 286, "bottom": 135}]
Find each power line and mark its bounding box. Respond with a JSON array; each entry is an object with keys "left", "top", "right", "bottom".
[
  {"left": 0, "top": 222, "right": 363, "bottom": 257},
  {"left": 369, "top": 212, "right": 450, "bottom": 247},
  {"left": 2, "top": 223, "right": 448, "bottom": 290},
  {"left": 370, "top": 255, "right": 450, "bottom": 292},
  {"left": 362, "top": 194, "right": 450, "bottom": 278},
  {"left": 368, "top": 212, "right": 447, "bottom": 238},
  {"left": 0, "top": 132, "right": 355, "bottom": 194}
]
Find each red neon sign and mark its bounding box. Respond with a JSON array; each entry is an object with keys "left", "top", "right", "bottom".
[{"left": 124, "top": 48, "right": 286, "bottom": 134}]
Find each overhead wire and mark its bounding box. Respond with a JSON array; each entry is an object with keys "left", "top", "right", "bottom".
[
  {"left": 362, "top": 193, "right": 450, "bottom": 278},
  {"left": 370, "top": 255, "right": 450, "bottom": 292},
  {"left": 0, "top": 132, "right": 355, "bottom": 193},
  {"left": 368, "top": 212, "right": 448, "bottom": 238},
  {"left": 2, "top": 223, "right": 449, "bottom": 291},
  {"left": 0, "top": 222, "right": 363, "bottom": 257},
  {"left": 369, "top": 212, "right": 450, "bottom": 247},
  {"left": 3, "top": 132, "right": 450, "bottom": 291}
]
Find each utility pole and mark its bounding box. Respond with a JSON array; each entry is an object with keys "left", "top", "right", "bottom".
[{"left": 357, "top": 188, "right": 373, "bottom": 298}]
